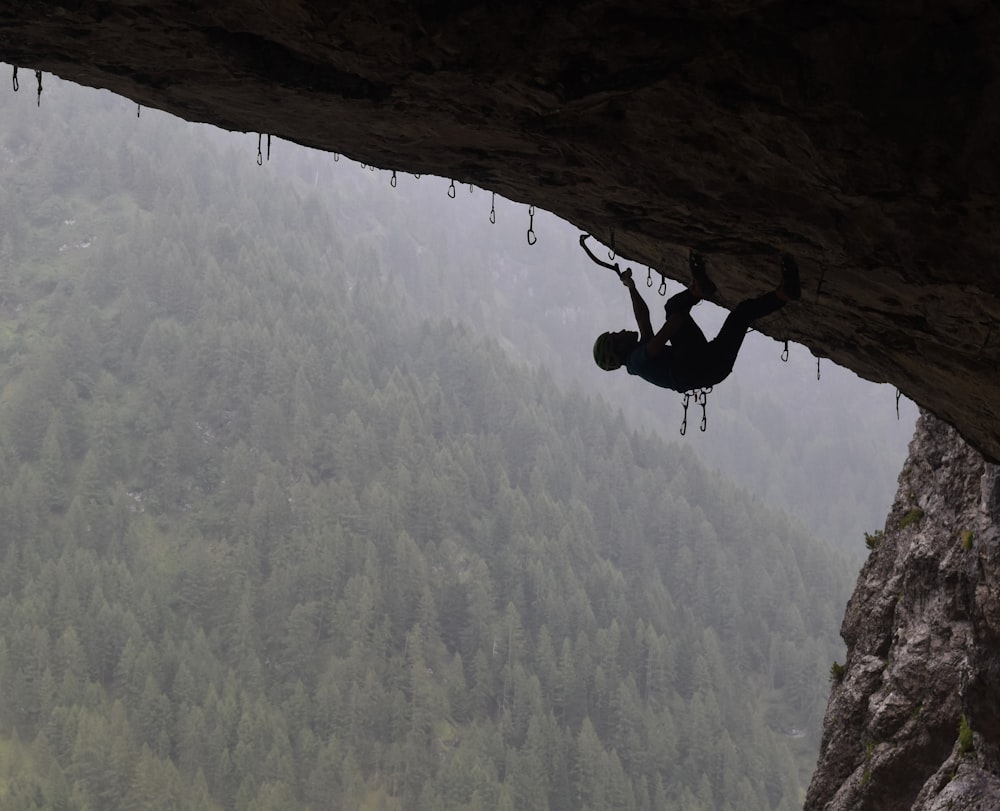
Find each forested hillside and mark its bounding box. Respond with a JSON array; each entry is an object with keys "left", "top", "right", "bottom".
[{"left": 0, "top": 79, "right": 851, "bottom": 810}]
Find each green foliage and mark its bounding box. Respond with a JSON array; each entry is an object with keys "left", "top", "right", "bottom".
[
  {"left": 829, "top": 661, "right": 845, "bottom": 684},
  {"left": 861, "top": 741, "right": 875, "bottom": 786},
  {"left": 864, "top": 529, "right": 884, "bottom": 550},
  {"left": 899, "top": 508, "right": 924, "bottom": 529},
  {"left": 0, "top": 75, "right": 858, "bottom": 811},
  {"left": 960, "top": 530, "right": 974, "bottom": 551},
  {"left": 958, "top": 715, "right": 974, "bottom": 755}
]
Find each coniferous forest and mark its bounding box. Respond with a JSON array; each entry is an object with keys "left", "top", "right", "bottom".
[{"left": 0, "top": 77, "right": 875, "bottom": 810}]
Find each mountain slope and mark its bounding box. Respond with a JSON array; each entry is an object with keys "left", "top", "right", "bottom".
[{"left": 0, "top": 80, "right": 859, "bottom": 810}]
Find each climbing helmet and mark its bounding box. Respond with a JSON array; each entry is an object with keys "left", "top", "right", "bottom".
[{"left": 593, "top": 332, "right": 623, "bottom": 371}]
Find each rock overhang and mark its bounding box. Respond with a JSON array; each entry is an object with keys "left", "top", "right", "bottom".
[{"left": 3, "top": 0, "right": 999, "bottom": 459}]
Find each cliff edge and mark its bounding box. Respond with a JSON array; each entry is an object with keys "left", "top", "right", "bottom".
[{"left": 806, "top": 410, "right": 1000, "bottom": 810}]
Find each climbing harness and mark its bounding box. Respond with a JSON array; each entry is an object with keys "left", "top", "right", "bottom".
[
  {"left": 680, "top": 388, "right": 712, "bottom": 435},
  {"left": 526, "top": 205, "right": 537, "bottom": 245}
]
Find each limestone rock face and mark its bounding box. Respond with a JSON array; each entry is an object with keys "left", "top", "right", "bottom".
[
  {"left": 806, "top": 410, "right": 1000, "bottom": 810},
  {"left": 2, "top": 1, "right": 1000, "bottom": 460}
]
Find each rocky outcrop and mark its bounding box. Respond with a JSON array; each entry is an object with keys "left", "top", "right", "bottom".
[
  {"left": 2, "top": 2, "right": 1000, "bottom": 461},
  {"left": 806, "top": 410, "right": 1000, "bottom": 810}
]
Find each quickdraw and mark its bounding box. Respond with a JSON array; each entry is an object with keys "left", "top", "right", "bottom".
[
  {"left": 644, "top": 266, "right": 667, "bottom": 296},
  {"left": 580, "top": 233, "right": 673, "bottom": 296},
  {"left": 256, "top": 134, "right": 271, "bottom": 165},
  {"left": 579, "top": 233, "right": 629, "bottom": 281},
  {"left": 526, "top": 205, "right": 537, "bottom": 245},
  {"left": 680, "top": 387, "right": 712, "bottom": 435}
]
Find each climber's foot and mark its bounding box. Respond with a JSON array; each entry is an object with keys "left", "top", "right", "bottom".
[
  {"left": 689, "top": 250, "right": 717, "bottom": 299},
  {"left": 778, "top": 254, "right": 801, "bottom": 302}
]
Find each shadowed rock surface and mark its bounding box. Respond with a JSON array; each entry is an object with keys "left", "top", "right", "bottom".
[{"left": 3, "top": 0, "right": 1000, "bottom": 463}]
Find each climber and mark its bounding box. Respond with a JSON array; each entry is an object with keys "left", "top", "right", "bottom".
[{"left": 592, "top": 252, "right": 801, "bottom": 392}]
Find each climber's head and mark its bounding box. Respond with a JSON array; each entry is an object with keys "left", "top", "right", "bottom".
[{"left": 593, "top": 330, "right": 637, "bottom": 371}]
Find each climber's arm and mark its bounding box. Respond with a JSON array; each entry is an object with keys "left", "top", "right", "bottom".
[{"left": 623, "top": 272, "right": 654, "bottom": 341}]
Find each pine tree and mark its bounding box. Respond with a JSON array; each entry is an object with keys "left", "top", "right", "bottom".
[{"left": 40, "top": 411, "right": 71, "bottom": 512}]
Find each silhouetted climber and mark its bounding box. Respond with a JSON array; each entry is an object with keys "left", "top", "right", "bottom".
[{"left": 593, "top": 252, "right": 801, "bottom": 391}]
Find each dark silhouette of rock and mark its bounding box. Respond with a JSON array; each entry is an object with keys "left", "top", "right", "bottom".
[{"left": 3, "top": 2, "right": 1000, "bottom": 460}]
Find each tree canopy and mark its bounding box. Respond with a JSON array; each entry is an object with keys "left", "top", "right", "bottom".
[{"left": 0, "top": 75, "right": 856, "bottom": 810}]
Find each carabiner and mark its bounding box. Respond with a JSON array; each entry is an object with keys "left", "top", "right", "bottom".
[{"left": 579, "top": 234, "right": 623, "bottom": 277}]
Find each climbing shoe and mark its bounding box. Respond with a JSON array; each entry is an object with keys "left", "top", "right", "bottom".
[
  {"left": 778, "top": 254, "right": 801, "bottom": 301},
  {"left": 689, "top": 250, "right": 717, "bottom": 299}
]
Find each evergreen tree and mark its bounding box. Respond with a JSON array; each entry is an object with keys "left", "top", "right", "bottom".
[{"left": 0, "top": 76, "right": 861, "bottom": 811}]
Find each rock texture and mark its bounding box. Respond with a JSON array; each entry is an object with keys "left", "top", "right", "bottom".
[
  {"left": 806, "top": 410, "right": 1000, "bottom": 810},
  {"left": 2, "top": 1, "right": 1000, "bottom": 460}
]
